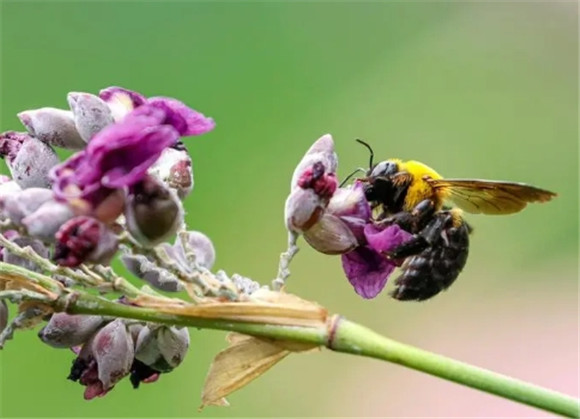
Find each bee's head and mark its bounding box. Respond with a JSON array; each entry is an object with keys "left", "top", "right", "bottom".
[{"left": 368, "top": 160, "right": 399, "bottom": 178}]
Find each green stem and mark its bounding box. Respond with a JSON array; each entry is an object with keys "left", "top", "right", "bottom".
[
  {"left": 65, "top": 292, "right": 579, "bottom": 418},
  {"left": 331, "top": 319, "right": 579, "bottom": 418}
]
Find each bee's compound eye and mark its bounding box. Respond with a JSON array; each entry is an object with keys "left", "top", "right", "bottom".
[{"left": 370, "top": 161, "right": 398, "bottom": 178}]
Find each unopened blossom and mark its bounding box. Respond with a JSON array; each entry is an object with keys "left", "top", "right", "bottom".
[
  {"left": 68, "top": 319, "right": 134, "bottom": 400},
  {"left": 285, "top": 134, "right": 339, "bottom": 233},
  {"left": 18, "top": 107, "right": 87, "bottom": 150},
  {"left": 0, "top": 131, "right": 60, "bottom": 189},
  {"left": 121, "top": 253, "right": 183, "bottom": 292},
  {"left": 124, "top": 175, "right": 183, "bottom": 248},
  {"left": 22, "top": 200, "right": 75, "bottom": 242},
  {"left": 39, "top": 313, "right": 105, "bottom": 348},
  {"left": 3, "top": 188, "right": 53, "bottom": 225},
  {"left": 54, "top": 216, "right": 118, "bottom": 267},
  {"left": 67, "top": 92, "right": 114, "bottom": 142},
  {"left": 0, "top": 180, "right": 22, "bottom": 218},
  {"left": 130, "top": 325, "right": 190, "bottom": 388},
  {"left": 148, "top": 145, "right": 194, "bottom": 199},
  {"left": 164, "top": 230, "right": 216, "bottom": 271}
]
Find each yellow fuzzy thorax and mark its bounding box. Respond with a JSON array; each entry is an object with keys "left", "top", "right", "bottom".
[{"left": 396, "top": 160, "right": 446, "bottom": 211}]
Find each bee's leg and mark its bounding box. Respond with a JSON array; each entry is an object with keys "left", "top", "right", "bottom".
[
  {"left": 387, "top": 213, "right": 449, "bottom": 259},
  {"left": 377, "top": 199, "right": 436, "bottom": 232}
]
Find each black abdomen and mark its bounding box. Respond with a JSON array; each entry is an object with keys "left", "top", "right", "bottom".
[{"left": 391, "top": 212, "right": 470, "bottom": 301}]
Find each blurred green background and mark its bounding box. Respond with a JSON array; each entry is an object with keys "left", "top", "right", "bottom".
[{"left": 0, "top": 1, "right": 577, "bottom": 417}]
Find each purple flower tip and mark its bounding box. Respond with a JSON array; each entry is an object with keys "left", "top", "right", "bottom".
[
  {"left": 98, "top": 86, "right": 147, "bottom": 107},
  {"left": 0, "top": 131, "right": 27, "bottom": 162},
  {"left": 147, "top": 97, "right": 215, "bottom": 136}
]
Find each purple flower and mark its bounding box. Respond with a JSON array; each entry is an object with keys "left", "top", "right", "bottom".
[
  {"left": 341, "top": 225, "right": 412, "bottom": 299},
  {"left": 51, "top": 108, "right": 179, "bottom": 220},
  {"left": 287, "top": 135, "right": 415, "bottom": 299}
]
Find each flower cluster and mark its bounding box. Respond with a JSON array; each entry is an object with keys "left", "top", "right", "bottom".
[
  {"left": 39, "top": 313, "right": 190, "bottom": 399},
  {"left": 0, "top": 86, "right": 224, "bottom": 398},
  {"left": 0, "top": 86, "right": 214, "bottom": 267},
  {"left": 284, "top": 134, "right": 412, "bottom": 299}
]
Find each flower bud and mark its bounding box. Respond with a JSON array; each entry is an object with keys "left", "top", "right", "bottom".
[
  {"left": 3, "top": 188, "right": 53, "bottom": 225},
  {"left": 0, "top": 131, "right": 60, "bottom": 189},
  {"left": 290, "top": 134, "right": 337, "bottom": 191},
  {"left": 98, "top": 86, "right": 146, "bottom": 122},
  {"left": 38, "top": 313, "right": 105, "bottom": 348},
  {"left": 125, "top": 176, "right": 183, "bottom": 248},
  {"left": 17, "top": 107, "right": 86, "bottom": 150},
  {"left": 54, "top": 216, "right": 118, "bottom": 267},
  {"left": 67, "top": 92, "right": 114, "bottom": 142},
  {"left": 0, "top": 180, "right": 22, "bottom": 217},
  {"left": 3, "top": 237, "right": 50, "bottom": 272},
  {"left": 134, "top": 325, "right": 190, "bottom": 373},
  {"left": 0, "top": 300, "right": 8, "bottom": 334},
  {"left": 120, "top": 253, "right": 183, "bottom": 292},
  {"left": 285, "top": 187, "right": 326, "bottom": 233},
  {"left": 173, "top": 230, "right": 215, "bottom": 270},
  {"left": 22, "top": 200, "right": 75, "bottom": 242},
  {"left": 303, "top": 213, "right": 358, "bottom": 255},
  {"left": 68, "top": 319, "right": 134, "bottom": 399},
  {"left": 148, "top": 147, "right": 194, "bottom": 199}
]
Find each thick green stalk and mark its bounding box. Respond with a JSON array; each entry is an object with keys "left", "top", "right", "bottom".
[
  {"left": 331, "top": 319, "right": 579, "bottom": 418},
  {"left": 66, "top": 293, "right": 579, "bottom": 418}
]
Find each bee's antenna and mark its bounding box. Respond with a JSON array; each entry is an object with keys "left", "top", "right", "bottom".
[
  {"left": 355, "top": 138, "right": 374, "bottom": 169},
  {"left": 339, "top": 168, "right": 366, "bottom": 187}
]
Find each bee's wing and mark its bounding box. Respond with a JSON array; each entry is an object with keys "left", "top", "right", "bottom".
[{"left": 425, "top": 178, "right": 557, "bottom": 215}]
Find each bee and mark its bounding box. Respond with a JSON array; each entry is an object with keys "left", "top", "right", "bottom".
[{"left": 350, "top": 139, "right": 557, "bottom": 301}]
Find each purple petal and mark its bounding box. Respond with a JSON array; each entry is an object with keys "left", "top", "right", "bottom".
[
  {"left": 364, "top": 223, "right": 413, "bottom": 254},
  {"left": 341, "top": 246, "right": 397, "bottom": 299},
  {"left": 98, "top": 86, "right": 147, "bottom": 107},
  {"left": 147, "top": 97, "right": 215, "bottom": 136}
]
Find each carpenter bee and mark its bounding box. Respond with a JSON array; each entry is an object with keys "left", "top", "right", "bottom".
[{"left": 350, "top": 139, "right": 557, "bottom": 301}]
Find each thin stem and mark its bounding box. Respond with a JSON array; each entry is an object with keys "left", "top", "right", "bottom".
[{"left": 64, "top": 291, "right": 579, "bottom": 418}]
